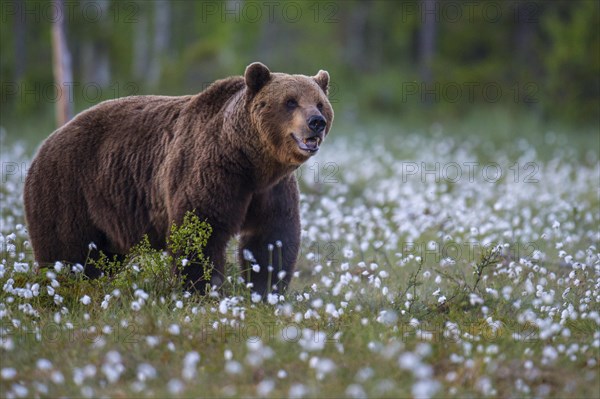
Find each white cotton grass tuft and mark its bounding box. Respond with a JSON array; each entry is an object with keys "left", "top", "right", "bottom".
[
  {"left": 182, "top": 351, "right": 200, "bottom": 381},
  {"left": 101, "top": 351, "right": 125, "bottom": 384},
  {"left": 289, "top": 383, "right": 309, "bottom": 399},
  {"left": 1, "top": 368, "right": 17, "bottom": 380},
  {"left": 309, "top": 357, "right": 337, "bottom": 380},
  {"left": 243, "top": 249, "right": 256, "bottom": 262},
  {"left": 256, "top": 379, "right": 275, "bottom": 396},
  {"left": 1, "top": 127, "right": 599, "bottom": 398},
  {"left": 167, "top": 378, "right": 185, "bottom": 394},
  {"left": 80, "top": 295, "right": 91, "bottom": 305},
  {"left": 137, "top": 363, "right": 157, "bottom": 381}
]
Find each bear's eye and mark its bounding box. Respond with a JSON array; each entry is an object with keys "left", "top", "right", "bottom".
[
  {"left": 286, "top": 99, "right": 298, "bottom": 109},
  {"left": 317, "top": 102, "right": 324, "bottom": 111}
]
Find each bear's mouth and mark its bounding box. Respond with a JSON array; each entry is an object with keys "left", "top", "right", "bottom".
[{"left": 292, "top": 134, "right": 321, "bottom": 154}]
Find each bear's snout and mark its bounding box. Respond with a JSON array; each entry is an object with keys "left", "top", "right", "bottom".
[{"left": 307, "top": 114, "right": 327, "bottom": 134}]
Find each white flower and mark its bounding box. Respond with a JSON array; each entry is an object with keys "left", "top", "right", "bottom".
[
  {"left": 243, "top": 249, "right": 256, "bottom": 262},
  {"left": 137, "top": 363, "right": 157, "bottom": 381},
  {"left": 289, "top": 383, "right": 309, "bottom": 399},
  {"left": 225, "top": 361, "right": 242, "bottom": 374},
  {"left": 219, "top": 299, "right": 229, "bottom": 314},
  {"left": 51, "top": 371, "right": 64, "bottom": 384},
  {"left": 309, "top": 357, "right": 336, "bottom": 380},
  {"left": 542, "top": 346, "right": 558, "bottom": 364},
  {"left": 101, "top": 295, "right": 111, "bottom": 310},
  {"left": 167, "top": 378, "right": 185, "bottom": 394},
  {"left": 11, "top": 384, "right": 27, "bottom": 397},
  {"left": 80, "top": 295, "right": 91, "bottom": 305},
  {"left": 412, "top": 379, "right": 440, "bottom": 399},
  {"left": 168, "top": 324, "right": 180, "bottom": 335},
  {"left": 182, "top": 351, "right": 200, "bottom": 381},
  {"left": 346, "top": 384, "right": 367, "bottom": 399},
  {"left": 267, "top": 293, "right": 279, "bottom": 305},
  {"left": 102, "top": 351, "right": 124, "bottom": 384},
  {"left": 54, "top": 262, "right": 63, "bottom": 273},
  {"left": 256, "top": 379, "right": 275, "bottom": 396},
  {"left": 325, "top": 303, "right": 340, "bottom": 318},
  {"left": 36, "top": 359, "right": 53, "bottom": 370},
  {"left": 13, "top": 262, "right": 29, "bottom": 273},
  {"left": 1, "top": 368, "right": 17, "bottom": 380},
  {"left": 251, "top": 292, "right": 262, "bottom": 303},
  {"left": 377, "top": 310, "right": 398, "bottom": 325},
  {"left": 398, "top": 352, "right": 420, "bottom": 369},
  {"left": 299, "top": 329, "right": 326, "bottom": 352}
]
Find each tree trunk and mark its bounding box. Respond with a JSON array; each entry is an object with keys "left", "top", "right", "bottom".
[
  {"left": 81, "top": 0, "right": 110, "bottom": 88},
  {"left": 419, "top": 0, "right": 437, "bottom": 101},
  {"left": 148, "top": 1, "right": 171, "bottom": 88},
  {"left": 132, "top": 4, "right": 150, "bottom": 82},
  {"left": 13, "top": 0, "right": 26, "bottom": 81},
  {"left": 344, "top": 1, "right": 370, "bottom": 71},
  {"left": 51, "top": 0, "right": 74, "bottom": 127}
]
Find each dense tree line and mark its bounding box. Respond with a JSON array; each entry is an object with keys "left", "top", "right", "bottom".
[{"left": 1, "top": 0, "right": 598, "bottom": 125}]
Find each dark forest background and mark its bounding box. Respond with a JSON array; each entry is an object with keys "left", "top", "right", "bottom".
[{"left": 1, "top": 0, "right": 599, "bottom": 136}]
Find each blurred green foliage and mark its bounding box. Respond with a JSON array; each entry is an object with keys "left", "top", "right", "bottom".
[{"left": 0, "top": 0, "right": 598, "bottom": 129}]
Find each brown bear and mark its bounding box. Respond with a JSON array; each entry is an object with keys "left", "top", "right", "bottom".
[{"left": 23, "top": 62, "right": 334, "bottom": 295}]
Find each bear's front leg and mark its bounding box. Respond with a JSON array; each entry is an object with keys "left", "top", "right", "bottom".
[
  {"left": 182, "top": 230, "right": 229, "bottom": 293},
  {"left": 168, "top": 197, "right": 230, "bottom": 293},
  {"left": 239, "top": 174, "right": 301, "bottom": 296}
]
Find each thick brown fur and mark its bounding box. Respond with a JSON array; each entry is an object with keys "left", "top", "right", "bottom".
[{"left": 24, "top": 62, "right": 334, "bottom": 295}]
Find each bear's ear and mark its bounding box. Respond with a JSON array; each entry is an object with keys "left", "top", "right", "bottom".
[
  {"left": 245, "top": 62, "right": 271, "bottom": 94},
  {"left": 314, "top": 70, "right": 330, "bottom": 95}
]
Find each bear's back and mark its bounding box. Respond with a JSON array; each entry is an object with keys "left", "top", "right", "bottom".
[{"left": 184, "top": 76, "right": 246, "bottom": 123}]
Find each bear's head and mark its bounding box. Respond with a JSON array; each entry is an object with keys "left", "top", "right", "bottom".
[{"left": 244, "top": 62, "right": 334, "bottom": 166}]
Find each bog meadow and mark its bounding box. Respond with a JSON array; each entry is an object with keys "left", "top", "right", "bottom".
[{"left": 1, "top": 1, "right": 599, "bottom": 398}]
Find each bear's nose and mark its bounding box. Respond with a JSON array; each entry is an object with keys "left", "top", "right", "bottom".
[{"left": 307, "top": 115, "right": 327, "bottom": 134}]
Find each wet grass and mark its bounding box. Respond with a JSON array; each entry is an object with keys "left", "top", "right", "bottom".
[{"left": 1, "top": 116, "right": 599, "bottom": 398}]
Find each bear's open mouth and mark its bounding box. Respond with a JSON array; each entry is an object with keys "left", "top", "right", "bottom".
[{"left": 292, "top": 134, "right": 321, "bottom": 154}]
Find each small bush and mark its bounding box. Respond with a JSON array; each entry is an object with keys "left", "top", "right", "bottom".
[{"left": 88, "top": 211, "right": 213, "bottom": 297}]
